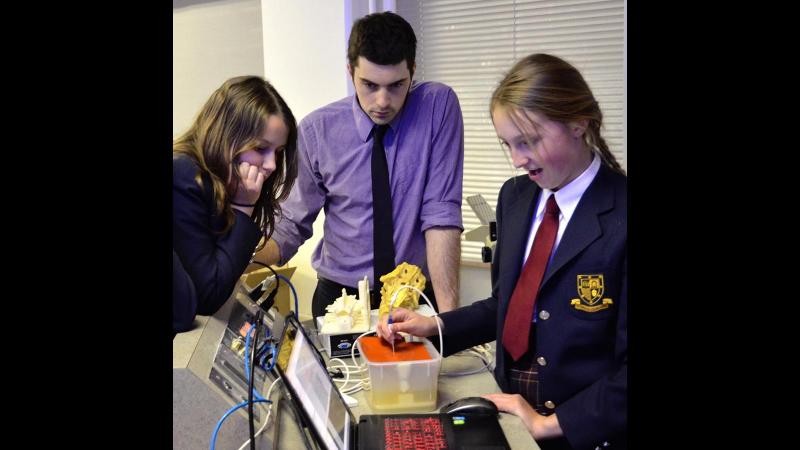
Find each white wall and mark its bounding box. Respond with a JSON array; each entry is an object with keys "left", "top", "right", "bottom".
[
  {"left": 173, "top": 0, "right": 265, "bottom": 137},
  {"left": 261, "top": 0, "right": 351, "bottom": 320},
  {"left": 172, "top": 0, "right": 493, "bottom": 320},
  {"left": 261, "top": 1, "right": 349, "bottom": 121}
]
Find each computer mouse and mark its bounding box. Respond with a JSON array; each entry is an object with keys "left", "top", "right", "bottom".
[{"left": 439, "top": 396, "right": 499, "bottom": 415}]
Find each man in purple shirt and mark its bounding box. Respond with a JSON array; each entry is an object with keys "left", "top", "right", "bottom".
[{"left": 255, "top": 12, "right": 464, "bottom": 323}]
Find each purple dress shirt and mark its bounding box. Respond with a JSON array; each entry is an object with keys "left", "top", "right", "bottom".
[{"left": 272, "top": 81, "right": 464, "bottom": 288}]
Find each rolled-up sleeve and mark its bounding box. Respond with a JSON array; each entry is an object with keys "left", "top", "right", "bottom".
[
  {"left": 272, "top": 121, "right": 326, "bottom": 265},
  {"left": 420, "top": 88, "right": 464, "bottom": 232}
]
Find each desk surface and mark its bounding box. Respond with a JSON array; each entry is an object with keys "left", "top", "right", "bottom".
[
  {"left": 173, "top": 309, "right": 539, "bottom": 449},
  {"left": 268, "top": 322, "right": 539, "bottom": 450}
]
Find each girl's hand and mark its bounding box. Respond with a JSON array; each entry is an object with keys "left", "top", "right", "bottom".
[
  {"left": 482, "top": 393, "right": 563, "bottom": 440},
  {"left": 232, "top": 161, "right": 266, "bottom": 206},
  {"left": 377, "top": 308, "right": 441, "bottom": 342}
]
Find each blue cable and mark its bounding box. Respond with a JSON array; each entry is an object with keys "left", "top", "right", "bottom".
[
  {"left": 244, "top": 325, "right": 265, "bottom": 401},
  {"left": 257, "top": 342, "right": 276, "bottom": 371},
  {"left": 276, "top": 274, "right": 298, "bottom": 315},
  {"left": 210, "top": 398, "right": 271, "bottom": 450},
  {"left": 257, "top": 347, "right": 270, "bottom": 367},
  {"left": 210, "top": 270, "right": 289, "bottom": 450},
  {"left": 250, "top": 315, "right": 275, "bottom": 371},
  {"left": 254, "top": 326, "right": 272, "bottom": 360},
  {"left": 255, "top": 342, "right": 271, "bottom": 360},
  {"left": 266, "top": 344, "right": 276, "bottom": 371}
]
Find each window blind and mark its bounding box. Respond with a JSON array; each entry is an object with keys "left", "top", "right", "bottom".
[{"left": 397, "top": 0, "right": 625, "bottom": 262}]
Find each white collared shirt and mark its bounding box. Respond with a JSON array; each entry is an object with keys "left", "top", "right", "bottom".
[{"left": 522, "top": 154, "right": 601, "bottom": 267}]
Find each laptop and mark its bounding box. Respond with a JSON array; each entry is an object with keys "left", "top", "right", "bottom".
[{"left": 274, "top": 313, "right": 511, "bottom": 450}]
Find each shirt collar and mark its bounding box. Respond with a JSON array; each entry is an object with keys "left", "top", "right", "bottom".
[
  {"left": 352, "top": 82, "right": 416, "bottom": 142},
  {"left": 352, "top": 95, "right": 375, "bottom": 142},
  {"left": 536, "top": 153, "right": 601, "bottom": 223}
]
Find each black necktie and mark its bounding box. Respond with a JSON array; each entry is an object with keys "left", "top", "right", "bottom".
[{"left": 371, "top": 124, "right": 394, "bottom": 308}]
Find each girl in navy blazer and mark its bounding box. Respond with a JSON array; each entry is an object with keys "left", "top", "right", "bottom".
[
  {"left": 379, "top": 54, "right": 626, "bottom": 450},
  {"left": 173, "top": 76, "right": 298, "bottom": 336}
]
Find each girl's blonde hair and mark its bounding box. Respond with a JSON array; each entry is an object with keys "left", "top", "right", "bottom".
[{"left": 491, "top": 53, "right": 624, "bottom": 174}]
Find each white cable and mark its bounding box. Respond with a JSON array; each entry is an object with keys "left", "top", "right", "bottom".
[
  {"left": 472, "top": 343, "right": 495, "bottom": 369},
  {"left": 328, "top": 357, "right": 367, "bottom": 375},
  {"left": 342, "top": 383, "right": 365, "bottom": 394},
  {"left": 327, "top": 357, "right": 367, "bottom": 393},
  {"left": 333, "top": 376, "right": 367, "bottom": 383},
  {"left": 350, "top": 330, "right": 376, "bottom": 374},
  {"left": 347, "top": 329, "right": 376, "bottom": 393},
  {"left": 237, "top": 376, "right": 282, "bottom": 450},
  {"left": 329, "top": 357, "right": 351, "bottom": 389},
  {"left": 440, "top": 345, "right": 493, "bottom": 377}
]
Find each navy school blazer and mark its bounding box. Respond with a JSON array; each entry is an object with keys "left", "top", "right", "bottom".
[
  {"left": 173, "top": 155, "right": 262, "bottom": 320},
  {"left": 441, "top": 163, "right": 627, "bottom": 450}
]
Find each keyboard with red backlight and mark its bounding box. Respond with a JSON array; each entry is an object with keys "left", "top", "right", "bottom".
[{"left": 383, "top": 416, "right": 448, "bottom": 450}]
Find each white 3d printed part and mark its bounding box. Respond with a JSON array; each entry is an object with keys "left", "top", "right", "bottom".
[{"left": 320, "top": 287, "right": 370, "bottom": 335}]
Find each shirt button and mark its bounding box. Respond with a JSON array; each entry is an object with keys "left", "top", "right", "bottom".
[
  {"left": 536, "top": 356, "right": 547, "bottom": 366},
  {"left": 539, "top": 310, "right": 550, "bottom": 320},
  {"left": 544, "top": 400, "right": 555, "bottom": 409}
]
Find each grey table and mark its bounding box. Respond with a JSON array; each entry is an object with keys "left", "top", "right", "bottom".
[
  {"left": 252, "top": 323, "right": 538, "bottom": 449},
  {"left": 173, "top": 303, "right": 539, "bottom": 449}
]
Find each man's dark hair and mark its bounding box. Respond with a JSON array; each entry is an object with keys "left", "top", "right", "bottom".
[{"left": 347, "top": 12, "right": 416, "bottom": 75}]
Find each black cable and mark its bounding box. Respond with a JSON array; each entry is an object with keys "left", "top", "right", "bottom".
[
  {"left": 256, "top": 341, "right": 271, "bottom": 359},
  {"left": 248, "top": 309, "right": 263, "bottom": 450},
  {"left": 249, "top": 260, "right": 279, "bottom": 278},
  {"left": 248, "top": 261, "right": 281, "bottom": 311}
]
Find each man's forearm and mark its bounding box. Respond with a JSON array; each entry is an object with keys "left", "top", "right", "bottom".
[{"left": 425, "top": 227, "right": 461, "bottom": 312}]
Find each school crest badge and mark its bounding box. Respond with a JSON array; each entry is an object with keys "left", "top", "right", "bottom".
[{"left": 570, "top": 274, "right": 613, "bottom": 312}]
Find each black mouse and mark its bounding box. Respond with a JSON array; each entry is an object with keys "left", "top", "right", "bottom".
[{"left": 439, "top": 396, "right": 498, "bottom": 415}]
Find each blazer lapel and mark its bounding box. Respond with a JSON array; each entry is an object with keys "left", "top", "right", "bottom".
[
  {"left": 500, "top": 178, "right": 540, "bottom": 293},
  {"left": 542, "top": 165, "right": 615, "bottom": 285}
]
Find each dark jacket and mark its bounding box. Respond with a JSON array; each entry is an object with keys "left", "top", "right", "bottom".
[
  {"left": 173, "top": 155, "right": 262, "bottom": 321},
  {"left": 173, "top": 250, "right": 197, "bottom": 337},
  {"left": 441, "top": 164, "right": 627, "bottom": 450}
]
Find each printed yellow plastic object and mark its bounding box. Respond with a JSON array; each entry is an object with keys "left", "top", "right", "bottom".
[{"left": 378, "top": 262, "right": 426, "bottom": 316}]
